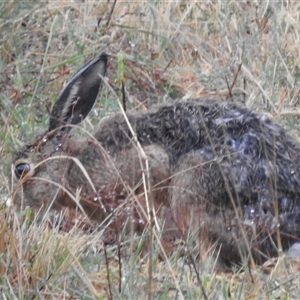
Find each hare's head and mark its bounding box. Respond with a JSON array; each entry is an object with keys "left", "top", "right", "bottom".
[{"left": 11, "top": 53, "right": 109, "bottom": 216}]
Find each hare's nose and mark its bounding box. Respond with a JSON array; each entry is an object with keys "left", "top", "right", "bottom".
[{"left": 14, "top": 163, "right": 31, "bottom": 179}]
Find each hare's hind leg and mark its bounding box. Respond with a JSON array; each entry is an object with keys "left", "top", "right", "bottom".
[{"left": 168, "top": 149, "right": 259, "bottom": 266}]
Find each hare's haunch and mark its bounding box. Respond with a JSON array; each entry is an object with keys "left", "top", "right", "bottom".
[{"left": 12, "top": 52, "right": 300, "bottom": 265}]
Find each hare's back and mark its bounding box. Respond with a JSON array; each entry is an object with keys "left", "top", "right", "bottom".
[
  {"left": 136, "top": 99, "right": 300, "bottom": 197},
  {"left": 135, "top": 99, "right": 299, "bottom": 160},
  {"left": 96, "top": 99, "right": 300, "bottom": 166}
]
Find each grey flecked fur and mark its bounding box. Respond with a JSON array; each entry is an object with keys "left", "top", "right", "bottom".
[{"left": 12, "top": 52, "right": 300, "bottom": 265}]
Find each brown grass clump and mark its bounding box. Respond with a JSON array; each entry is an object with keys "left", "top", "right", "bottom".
[{"left": 1, "top": 1, "right": 300, "bottom": 298}]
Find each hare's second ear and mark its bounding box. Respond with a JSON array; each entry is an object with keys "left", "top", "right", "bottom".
[{"left": 49, "top": 52, "right": 108, "bottom": 132}]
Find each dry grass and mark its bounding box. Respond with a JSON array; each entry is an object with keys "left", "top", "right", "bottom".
[{"left": 1, "top": 1, "right": 300, "bottom": 299}]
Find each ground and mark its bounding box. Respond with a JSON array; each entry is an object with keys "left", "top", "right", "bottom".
[{"left": 1, "top": 1, "right": 300, "bottom": 299}]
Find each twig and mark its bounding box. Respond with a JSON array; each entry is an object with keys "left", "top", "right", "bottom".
[
  {"left": 225, "top": 63, "right": 242, "bottom": 100},
  {"left": 104, "top": 244, "right": 113, "bottom": 300}
]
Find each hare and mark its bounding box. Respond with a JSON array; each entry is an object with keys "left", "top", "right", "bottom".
[{"left": 12, "top": 52, "right": 300, "bottom": 265}]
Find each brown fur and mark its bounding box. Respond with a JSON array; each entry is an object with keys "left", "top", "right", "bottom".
[{"left": 12, "top": 53, "right": 300, "bottom": 266}]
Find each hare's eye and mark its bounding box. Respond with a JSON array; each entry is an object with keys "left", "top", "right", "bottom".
[{"left": 15, "top": 163, "right": 31, "bottom": 179}]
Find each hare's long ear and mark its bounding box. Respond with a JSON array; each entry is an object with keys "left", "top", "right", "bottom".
[{"left": 49, "top": 52, "right": 108, "bottom": 132}]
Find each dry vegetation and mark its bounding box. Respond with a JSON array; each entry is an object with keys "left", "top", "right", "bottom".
[{"left": 1, "top": 1, "right": 300, "bottom": 299}]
